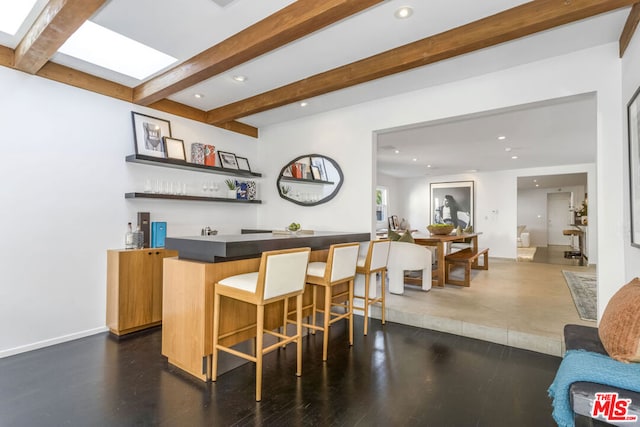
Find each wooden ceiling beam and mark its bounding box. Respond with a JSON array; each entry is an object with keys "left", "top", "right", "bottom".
[
  {"left": 0, "top": 45, "right": 14, "bottom": 68},
  {"left": 206, "top": 0, "right": 638, "bottom": 125},
  {"left": 14, "top": 0, "right": 107, "bottom": 74},
  {"left": 620, "top": 2, "right": 640, "bottom": 57},
  {"left": 132, "top": 0, "right": 384, "bottom": 106}
]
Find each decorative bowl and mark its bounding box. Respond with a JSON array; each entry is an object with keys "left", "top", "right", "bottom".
[{"left": 427, "top": 224, "right": 454, "bottom": 235}]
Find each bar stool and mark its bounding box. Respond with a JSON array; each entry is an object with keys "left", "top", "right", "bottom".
[
  {"left": 353, "top": 239, "right": 390, "bottom": 335},
  {"left": 300, "top": 242, "right": 360, "bottom": 361},
  {"left": 211, "top": 247, "right": 311, "bottom": 401}
]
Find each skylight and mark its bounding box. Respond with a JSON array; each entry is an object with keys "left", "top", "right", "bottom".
[
  {"left": 0, "top": 0, "right": 38, "bottom": 35},
  {"left": 58, "top": 21, "right": 177, "bottom": 80}
]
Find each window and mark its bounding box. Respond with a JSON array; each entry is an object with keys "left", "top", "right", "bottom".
[{"left": 376, "top": 187, "right": 388, "bottom": 225}]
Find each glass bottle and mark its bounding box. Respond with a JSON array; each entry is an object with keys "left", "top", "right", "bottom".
[{"left": 125, "top": 222, "right": 135, "bottom": 249}]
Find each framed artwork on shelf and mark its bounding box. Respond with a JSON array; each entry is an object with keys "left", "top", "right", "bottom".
[
  {"left": 310, "top": 156, "right": 328, "bottom": 181},
  {"left": 236, "top": 156, "right": 251, "bottom": 172},
  {"left": 131, "top": 112, "right": 171, "bottom": 158},
  {"left": 218, "top": 151, "right": 239, "bottom": 169},
  {"left": 430, "top": 181, "right": 474, "bottom": 229},
  {"left": 628, "top": 86, "right": 640, "bottom": 247},
  {"left": 163, "top": 137, "right": 186, "bottom": 161},
  {"left": 311, "top": 165, "right": 322, "bottom": 180}
]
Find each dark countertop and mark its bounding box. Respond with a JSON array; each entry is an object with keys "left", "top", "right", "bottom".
[{"left": 165, "top": 231, "right": 370, "bottom": 262}]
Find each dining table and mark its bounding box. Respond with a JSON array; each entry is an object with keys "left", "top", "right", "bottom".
[{"left": 413, "top": 232, "right": 481, "bottom": 287}]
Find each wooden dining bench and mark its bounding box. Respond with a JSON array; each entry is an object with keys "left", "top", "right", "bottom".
[{"left": 444, "top": 247, "right": 489, "bottom": 287}]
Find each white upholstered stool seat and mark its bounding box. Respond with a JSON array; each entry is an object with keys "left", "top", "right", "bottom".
[
  {"left": 287, "top": 242, "right": 359, "bottom": 362},
  {"left": 353, "top": 239, "right": 390, "bottom": 335},
  {"left": 211, "top": 247, "right": 311, "bottom": 401}
]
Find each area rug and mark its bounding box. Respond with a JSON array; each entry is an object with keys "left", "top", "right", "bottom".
[
  {"left": 517, "top": 247, "right": 537, "bottom": 261},
  {"left": 562, "top": 271, "right": 597, "bottom": 322}
]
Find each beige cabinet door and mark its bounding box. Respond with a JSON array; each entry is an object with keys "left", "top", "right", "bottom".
[{"left": 119, "top": 250, "right": 153, "bottom": 330}]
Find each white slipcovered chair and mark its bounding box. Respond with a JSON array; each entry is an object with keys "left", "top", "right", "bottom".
[{"left": 386, "top": 241, "right": 432, "bottom": 295}]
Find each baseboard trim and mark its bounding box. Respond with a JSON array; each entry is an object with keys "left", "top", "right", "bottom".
[{"left": 0, "top": 326, "right": 108, "bottom": 358}]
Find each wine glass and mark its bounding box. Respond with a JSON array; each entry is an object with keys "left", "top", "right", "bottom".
[{"left": 202, "top": 181, "right": 209, "bottom": 194}]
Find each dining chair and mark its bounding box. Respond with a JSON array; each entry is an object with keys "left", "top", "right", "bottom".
[
  {"left": 210, "top": 247, "right": 311, "bottom": 401},
  {"left": 353, "top": 239, "right": 390, "bottom": 335}
]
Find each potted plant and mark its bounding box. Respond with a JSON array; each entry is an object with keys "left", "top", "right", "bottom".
[{"left": 225, "top": 179, "right": 237, "bottom": 199}]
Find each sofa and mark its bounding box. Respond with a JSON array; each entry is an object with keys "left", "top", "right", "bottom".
[
  {"left": 386, "top": 241, "right": 432, "bottom": 294},
  {"left": 559, "top": 325, "right": 640, "bottom": 426},
  {"left": 549, "top": 279, "right": 640, "bottom": 426}
]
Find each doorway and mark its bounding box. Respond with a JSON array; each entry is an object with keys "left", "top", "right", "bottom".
[{"left": 547, "top": 192, "right": 572, "bottom": 245}]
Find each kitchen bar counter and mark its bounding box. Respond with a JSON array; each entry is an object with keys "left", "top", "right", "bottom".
[
  {"left": 166, "top": 231, "right": 370, "bottom": 262},
  {"left": 162, "top": 231, "right": 370, "bottom": 381}
]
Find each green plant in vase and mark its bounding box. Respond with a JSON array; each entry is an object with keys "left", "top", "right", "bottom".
[
  {"left": 225, "top": 179, "right": 237, "bottom": 199},
  {"left": 281, "top": 185, "right": 291, "bottom": 195}
]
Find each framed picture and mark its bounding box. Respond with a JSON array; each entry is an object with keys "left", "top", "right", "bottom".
[
  {"left": 388, "top": 215, "right": 399, "bottom": 230},
  {"left": 628, "top": 86, "right": 640, "bottom": 247},
  {"left": 236, "top": 156, "right": 251, "bottom": 172},
  {"left": 163, "top": 137, "right": 185, "bottom": 161},
  {"left": 218, "top": 151, "right": 239, "bottom": 169},
  {"left": 131, "top": 112, "right": 171, "bottom": 158},
  {"left": 311, "top": 165, "right": 322, "bottom": 180},
  {"left": 311, "top": 156, "right": 328, "bottom": 181},
  {"left": 430, "top": 181, "right": 474, "bottom": 229}
]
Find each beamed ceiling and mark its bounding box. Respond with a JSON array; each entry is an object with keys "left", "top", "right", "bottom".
[{"left": 1, "top": 0, "right": 639, "bottom": 140}]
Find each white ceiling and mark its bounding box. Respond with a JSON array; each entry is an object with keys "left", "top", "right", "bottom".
[{"left": 0, "top": 0, "right": 627, "bottom": 185}]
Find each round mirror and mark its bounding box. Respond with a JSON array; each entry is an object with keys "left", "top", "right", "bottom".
[{"left": 277, "top": 154, "right": 343, "bottom": 206}]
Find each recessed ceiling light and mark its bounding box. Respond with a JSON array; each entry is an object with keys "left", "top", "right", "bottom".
[
  {"left": 59, "top": 21, "right": 177, "bottom": 80},
  {"left": 233, "top": 75, "right": 247, "bottom": 82},
  {"left": 511, "top": 155, "right": 519, "bottom": 159},
  {"left": 0, "top": 0, "right": 38, "bottom": 35},
  {"left": 504, "top": 147, "right": 512, "bottom": 152},
  {"left": 394, "top": 149, "right": 400, "bottom": 154},
  {"left": 300, "top": 101, "right": 308, "bottom": 107},
  {"left": 427, "top": 164, "right": 431, "bottom": 168},
  {"left": 412, "top": 158, "right": 417, "bottom": 162},
  {"left": 394, "top": 6, "right": 413, "bottom": 19},
  {"left": 533, "top": 179, "right": 537, "bottom": 182},
  {"left": 498, "top": 135, "right": 507, "bottom": 140},
  {"left": 536, "top": 184, "right": 540, "bottom": 187},
  {"left": 194, "top": 93, "right": 204, "bottom": 99}
]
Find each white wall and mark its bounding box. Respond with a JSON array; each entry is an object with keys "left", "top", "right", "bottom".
[
  {"left": 0, "top": 66, "right": 260, "bottom": 357},
  {"left": 259, "top": 43, "right": 619, "bottom": 317},
  {"left": 621, "top": 21, "right": 640, "bottom": 283}
]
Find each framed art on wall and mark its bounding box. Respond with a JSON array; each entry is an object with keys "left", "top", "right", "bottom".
[
  {"left": 628, "top": 86, "right": 640, "bottom": 247},
  {"left": 236, "top": 156, "right": 251, "bottom": 172},
  {"left": 218, "top": 151, "right": 239, "bottom": 169},
  {"left": 430, "top": 181, "right": 474, "bottom": 229},
  {"left": 131, "top": 112, "right": 171, "bottom": 158},
  {"left": 163, "top": 137, "right": 186, "bottom": 161}
]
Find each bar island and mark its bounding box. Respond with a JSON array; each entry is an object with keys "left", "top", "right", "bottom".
[{"left": 162, "top": 231, "right": 369, "bottom": 380}]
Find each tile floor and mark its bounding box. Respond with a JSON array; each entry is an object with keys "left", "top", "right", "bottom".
[{"left": 366, "top": 254, "right": 596, "bottom": 357}]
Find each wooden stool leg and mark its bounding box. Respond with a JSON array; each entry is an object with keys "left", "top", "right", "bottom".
[
  {"left": 256, "top": 304, "right": 264, "bottom": 402},
  {"left": 363, "top": 273, "right": 370, "bottom": 336},
  {"left": 310, "top": 286, "right": 317, "bottom": 335},
  {"left": 296, "top": 294, "right": 302, "bottom": 377},
  {"left": 381, "top": 269, "right": 386, "bottom": 325},
  {"left": 348, "top": 279, "right": 354, "bottom": 347},
  {"left": 322, "top": 285, "right": 331, "bottom": 361},
  {"left": 211, "top": 291, "right": 221, "bottom": 382}
]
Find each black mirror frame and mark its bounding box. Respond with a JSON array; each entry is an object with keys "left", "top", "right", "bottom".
[{"left": 276, "top": 154, "right": 344, "bottom": 206}]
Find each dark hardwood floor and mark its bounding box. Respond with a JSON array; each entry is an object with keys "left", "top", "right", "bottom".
[{"left": 0, "top": 318, "right": 561, "bottom": 426}]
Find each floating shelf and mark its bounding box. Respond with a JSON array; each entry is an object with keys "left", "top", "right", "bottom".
[
  {"left": 126, "top": 154, "right": 262, "bottom": 178},
  {"left": 280, "top": 176, "right": 334, "bottom": 185},
  {"left": 125, "top": 192, "right": 262, "bottom": 204}
]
